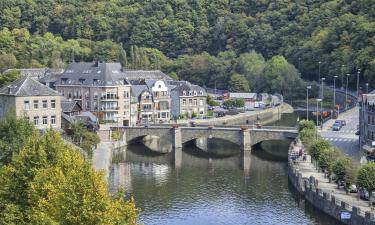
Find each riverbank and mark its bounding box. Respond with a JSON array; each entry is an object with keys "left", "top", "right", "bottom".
[{"left": 288, "top": 140, "right": 375, "bottom": 225}]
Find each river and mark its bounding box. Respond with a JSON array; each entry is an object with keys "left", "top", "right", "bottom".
[{"left": 108, "top": 113, "right": 342, "bottom": 225}]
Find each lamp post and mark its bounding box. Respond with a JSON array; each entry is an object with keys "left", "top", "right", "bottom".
[
  {"left": 345, "top": 73, "right": 350, "bottom": 110},
  {"left": 357, "top": 69, "right": 361, "bottom": 100},
  {"left": 333, "top": 75, "right": 338, "bottom": 118},
  {"left": 318, "top": 61, "right": 321, "bottom": 83},
  {"left": 366, "top": 83, "right": 369, "bottom": 94},
  {"left": 321, "top": 77, "right": 325, "bottom": 123},
  {"left": 307, "top": 86, "right": 311, "bottom": 120},
  {"left": 316, "top": 98, "right": 322, "bottom": 128}
]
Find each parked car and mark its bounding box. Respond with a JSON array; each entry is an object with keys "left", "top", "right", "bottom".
[
  {"left": 332, "top": 123, "right": 342, "bottom": 131},
  {"left": 355, "top": 130, "right": 360, "bottom": 135},
  {"left": 336, "top": 120, "right": 346, "bottom": 126},
  {"left": 350, "top": 184, "right": 358, "bottom": 193},
  {"left": 360, "top": 188, "right": 369, "bottom": 200}
]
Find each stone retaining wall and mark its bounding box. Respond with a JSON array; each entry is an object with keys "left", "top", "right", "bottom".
[{"left": 288, "top": 142, "right": 375, "bottom": 225}]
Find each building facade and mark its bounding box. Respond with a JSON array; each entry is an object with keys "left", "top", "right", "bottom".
[
  {"left": 360, "top": 92, "right": 375, "bottom": 154},
  {"left": 0, "top": 76, "right": 62, "bottom": 129},
  {"left": 55, "top": 62, "right": 134, "bottom": 126},
  {"left": 169, "top": 81, "right": 207, "bottom": 119}
]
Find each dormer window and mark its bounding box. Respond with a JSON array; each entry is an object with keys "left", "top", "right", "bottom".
[
  {"left": 194, "top": 91, "right": 197, "bottom": 96},
  {"left": 93, "top": 79, "right": 99, "bottom": 85},
  {"left": 183, "top": 91, "right": 187, "bottom": 96},
  {"left": 189, "top": 91, "right": 192, "bottom": 96},
  {"left": 79, "top": 78, "right": 85, "bottom": 84},
  {"left": 61, "top": 78, "right": 68, "bottom": 84},
  {"left": 199, "top": 91, "right": 203, "bottom": 95},
  {"left": 82, "top": 70, "right": 91, "bottom": 74}
]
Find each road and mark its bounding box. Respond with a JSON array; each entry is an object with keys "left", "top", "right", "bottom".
[{"left": 319, "top": 107, "right": 360, "bottom": 160}]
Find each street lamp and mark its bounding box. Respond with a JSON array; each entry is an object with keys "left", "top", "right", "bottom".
[
  {"left": 345, "top": 73, "right": 350, "bottom": 110},
  {"left": 316, "top": 98, "right": 322, "bottom": 127},
  {"left": 333, "top": 75, "right": 338, "bottom": 118},
  {"left": 318, "top": 61, "right": 321, "bottom": 83},
  {"left": 321, "top": 77, "right": 325, "bottom": 123},
  {"left": 357, "top": 69, "right": 361, "bottom": 100},
  {"left": 306, "top": 85, "right": 311, "bottom": 120},
  {"left": 366, "top": 83, "right": 369, "bottom": 94}
]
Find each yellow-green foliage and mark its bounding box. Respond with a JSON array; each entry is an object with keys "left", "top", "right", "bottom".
[{"left": 0, "top": 130, "right": 139, "bottom": 224}]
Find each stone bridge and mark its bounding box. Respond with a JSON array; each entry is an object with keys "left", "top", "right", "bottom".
[{"left": 100, "top": 125, "right": 298, "bottom": 152}]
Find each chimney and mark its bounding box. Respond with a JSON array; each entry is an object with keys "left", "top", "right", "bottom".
[{"left": 7, "top": 86, "right": 11, "bottom": 94}]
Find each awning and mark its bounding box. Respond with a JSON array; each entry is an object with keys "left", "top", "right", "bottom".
[{"left": 363, "top": 144, "right": 375, "bottom": 153}]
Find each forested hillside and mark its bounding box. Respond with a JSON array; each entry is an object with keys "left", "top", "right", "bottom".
[{"left": 0, "top": 0, "right": 374, "bottom": 97}]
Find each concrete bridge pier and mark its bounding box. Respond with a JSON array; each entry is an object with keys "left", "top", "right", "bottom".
[
  {"left": 173, "top": 148, "right": 182, "bottom": 169},
  {"left": 240, "top": 129, "right": 251, "bottom": 152},
  {"left": 242, "top": 150, "right": 252, "bottom": 177}
]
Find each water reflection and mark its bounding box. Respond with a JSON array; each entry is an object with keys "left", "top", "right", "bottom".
[{"left": 109, "top": 141, "right": 338, "bottom": 225}]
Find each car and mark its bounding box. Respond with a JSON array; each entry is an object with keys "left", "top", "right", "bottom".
[
  {"left": 336, "top": 120, "right": 346, "bottom": 126},
  {"left": 355, "top": 130, "right": 360, "bottom": 135},
  {"left": 350, "top": 184, "right": 358, "bottom": 193},
  {"left": 332, "top": 123, "right": 341, "bottom": 131}
]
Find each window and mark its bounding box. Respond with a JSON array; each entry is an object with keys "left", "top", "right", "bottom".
[
  {"left": 183, "top": 91, "right": 187, "bottom": 96},
  {"left": 34, "top": 116, "right": 39, "bottom": 125},
  {"left": 79, "top": 78, "right": 85, "bottom": 84},
  {"left": 42, "top": 100, "right": 48, "bottom": 109},
  {"left": 51, "top": 116, "right": 56, "bottom": 125},
  {"left": 24, "top": 100, "right": 30, "bottom": 110},
  {"left": 51, "top": 100, "right": 56, "bottom": 109},
  {"left": 61, "top": 78, "right": 68, "bottom": 84},
  {"left": 194, "top": 99, "right": 197, "bottom": 106},
  {"left": 189, "top": 99, "right": 192, "bottom": 106},
  {"left": 33, "top": 100, "right": 39, "bottom": 109},
  {"left": 199, "top": 99, "right": 203, "bottom": 106},
  {"left": 182, "top": 99, "right": 186, "bottom": 106},
  {"left": 189, "top": 91, "right": 192, "bottom": 96},
  {"left": 194, "top": 91, "right": 197, "bottom": 96},
  {"left": 93, "top": 79, "right": 99, "bottom": 85},
  {"left": 199, "top": 91, "right": 203, "bottom": 95},
  {"left": 42, "top": 116, "right": 48, "bottom": 125}
]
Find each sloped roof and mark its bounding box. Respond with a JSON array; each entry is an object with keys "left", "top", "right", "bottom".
[
  {"left": 131, "top": 85, "right": 149, "bottom": 97},
  {"left": 61, "top": 100, "right": 82, "bottom": 113},
  {"left": 0, "top": 76, "right": 60, "bottom": 97},
  {"left": 124, "top": 70, "right": 172, "bottom": 81},
  {"left": 171, "top": 81, "right": 206, "bottom": 96},
  {"left": 55, "top": 62, "right": 130, "bottom": 86},
  {"left": 229, "top": 93, "right": 257, "bottom": 99}
]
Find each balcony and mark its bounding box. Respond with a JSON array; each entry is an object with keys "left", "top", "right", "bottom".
[
  {"left": 100, "top": 96, "right": 119, "bottom": 100},
  {"left": 100, "top": 107, "right": 120, "bottom": 111}
]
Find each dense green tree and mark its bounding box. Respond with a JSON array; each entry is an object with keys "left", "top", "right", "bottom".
[
  {"left": 0, "top": 70, "right": 21, "bottom": 87},
  {"left": 0, "top": 113, "right": 36, "bottom": 166},
  {"left": 357, "top": 162, "right": 375, "bottom": 206},
  {"left": 228, "top": 73, "right": 250, "bottom": 92},
  {"left": 308, "top": 138, "right": 332, "bottom": 163}
]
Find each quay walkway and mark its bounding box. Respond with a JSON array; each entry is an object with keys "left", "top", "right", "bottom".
[{"left": 289, "top": 140, "right": 375, "bottom": 224}]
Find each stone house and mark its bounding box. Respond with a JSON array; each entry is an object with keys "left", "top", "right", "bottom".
[
  {"left": 360, "top": 92, "right": 375, "bottom": 154},
  {"left": 0, "top": 76, "right": 62, "bottom": 129},
  {"left": 54, "top": 62, "right": 134, "bottom": 126},
  {"left": 169, "top": 81, "right": 207, "bottom": 119},
  {"left": 131, "top": 80, "right": 171, "bottom": 124}
]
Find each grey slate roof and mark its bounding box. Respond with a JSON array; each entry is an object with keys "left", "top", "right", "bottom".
[
  {"left": 0, "top": 76, "right": 60, "bottom": 96},
  {"left": 170, "top": 81, "right": 207, "bottom": 96},
  {"left": 55, "top": 62, "right": 130, "bottom": 86},
  {"left": 61, "top": 100, "right": 82, "bottom": 113},
  {"left": 124, "top": 70, "right": 172, "bottom": 81},
  {"left": 131, "top": 85, "right": 149, "bottom": 97},
  {"left": 229, "top": 93, "right": 257, "bottom": 99}
]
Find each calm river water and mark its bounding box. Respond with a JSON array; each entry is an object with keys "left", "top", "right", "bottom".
[{"left": 109, "top": 113, "right": 341, "bottom": 225}]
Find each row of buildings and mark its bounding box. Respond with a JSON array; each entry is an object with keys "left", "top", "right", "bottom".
[{"left": 0, "top": 62, "right": 208, "bottom": 129}]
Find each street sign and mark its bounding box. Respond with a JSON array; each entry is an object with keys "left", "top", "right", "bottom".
[{"left": 341, "top": 211, "right": 351, "bottom": 220}]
